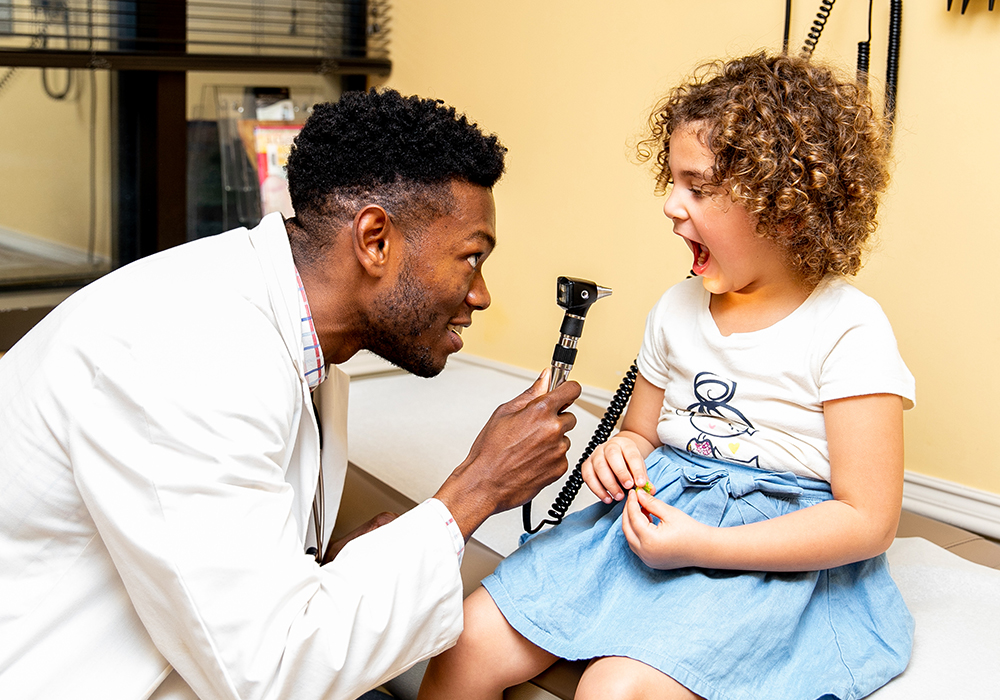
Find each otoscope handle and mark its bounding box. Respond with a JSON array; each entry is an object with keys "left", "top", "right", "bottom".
[
  {"left": 525, "top": 276, "right": 613, "bottom": 535},
  {"left": 549, "top": 319, "right": 582, "bottom": 391},
  {"left": 549, "top": 365, "right": 571, "bottom": 392}
]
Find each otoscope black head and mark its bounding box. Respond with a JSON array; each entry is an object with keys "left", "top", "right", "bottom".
[
  {"left": 554, "top": 276, "right": 613, "bottom": 342},
  {"left": 556, "top": 276, "right": 613, "bottom": 316}
]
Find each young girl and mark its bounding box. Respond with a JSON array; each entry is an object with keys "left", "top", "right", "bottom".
[{"left": 419, "top": 52, "right": 914, "bottom": 700}]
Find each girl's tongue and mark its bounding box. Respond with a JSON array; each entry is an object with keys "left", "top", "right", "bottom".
[{"left": 692, "top": 242, "right": 710, "bottom": 274}]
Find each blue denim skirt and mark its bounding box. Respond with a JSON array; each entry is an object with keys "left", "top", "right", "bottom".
[{"left": 483, "top": 446, "right": 913, "bottom": 700}]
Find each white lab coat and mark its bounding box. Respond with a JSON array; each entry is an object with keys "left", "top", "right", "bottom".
[{"left": 0, "top": 214, "right": 464, "bottom": 700}]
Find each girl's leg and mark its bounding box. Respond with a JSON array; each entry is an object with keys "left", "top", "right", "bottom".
[
  {"left": 576, "top": 657, "right": 703, "bottom": 700},
  {"left": 418, "top": 586, "right": 560, "bottom": 700}
]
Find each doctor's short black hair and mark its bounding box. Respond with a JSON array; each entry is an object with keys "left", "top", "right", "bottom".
[{"left": 285, "top": 88, "right": 506, "bottom": 253}]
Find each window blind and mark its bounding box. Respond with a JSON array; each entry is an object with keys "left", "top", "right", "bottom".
[{"left": 0, "top": 0, "right": 390, "bottom": 73}]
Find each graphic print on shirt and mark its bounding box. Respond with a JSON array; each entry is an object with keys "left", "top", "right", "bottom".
[{"left": 678, "top": 372, "right": 760, "bottom": 466}]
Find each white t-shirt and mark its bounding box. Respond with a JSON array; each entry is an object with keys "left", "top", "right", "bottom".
[{"left": 637, "top": 276, "right": 915, "bottom": 482}]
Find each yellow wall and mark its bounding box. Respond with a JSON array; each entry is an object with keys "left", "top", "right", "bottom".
[
  {"left": 382, "top": 1, "right": 1000, "bottom": 494},
  {"left": 0, "top": 68, "right": 112, "bottom": 256}
]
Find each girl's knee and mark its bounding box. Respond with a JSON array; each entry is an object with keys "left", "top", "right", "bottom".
[
  {"left": 419, "top": 587, "right": 557, "bottom": 700},
  {"left": 454, "top": 587, "right": 516, "bottom": 657},
  {"left": 423, "top": 589, "right": 502, "bottom": 676},
  {"left": 575, "top": 657, "right": 701, "bottom": 700}
]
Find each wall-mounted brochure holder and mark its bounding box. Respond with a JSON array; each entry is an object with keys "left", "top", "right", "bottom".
[{"left": 212, "top": 86, "right": 321, "bottom": 232}]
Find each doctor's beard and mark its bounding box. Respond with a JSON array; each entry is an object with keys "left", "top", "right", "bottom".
[{"left": 363, "top": 261, "right": 443, "bottom": 378}]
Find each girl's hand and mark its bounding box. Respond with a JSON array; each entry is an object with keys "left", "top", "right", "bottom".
[
  {"left": 618, "top": 394, "right": 905, "bottom": 573},
  {"left": 581, "top": 434, "right": 655, "bottom": 504},
  {"left": 621, "top": 488, "right": 711, "bottom": 570}
]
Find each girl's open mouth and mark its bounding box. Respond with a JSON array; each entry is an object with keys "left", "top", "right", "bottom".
[{"left": 691, "top": 241, "right": 710, "bottom": 274}]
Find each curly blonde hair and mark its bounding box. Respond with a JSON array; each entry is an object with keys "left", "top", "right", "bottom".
[{"left": 638, "top": 51, "right": 890, "bottom": 283}]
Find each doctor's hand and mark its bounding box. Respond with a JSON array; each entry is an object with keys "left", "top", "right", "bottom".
[
  {"left": 621, "top": 488, "right": 711, "bottom": 570},
  {"left": 321, "top": 511, "right": 399, "bottom": 564},
  {"left": 433, "top": 369, "right": 581, "bottom": 541}
]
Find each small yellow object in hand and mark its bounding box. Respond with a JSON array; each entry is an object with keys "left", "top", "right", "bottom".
[{"left": 637, "top": 482, "right": 654, "bottom": 494}]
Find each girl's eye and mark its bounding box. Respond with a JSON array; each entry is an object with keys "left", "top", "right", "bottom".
[
  {"left": 690, "top": 186, "right": 706, "bottom": 198},
  {"left": 466, "top": 253, "right": 482, "bottom": 269}
]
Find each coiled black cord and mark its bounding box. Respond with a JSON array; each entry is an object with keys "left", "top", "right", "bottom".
[
  {"left": 856, "top": 0, "right": 873, "bottom": 85},
  {"left": 856, "top": 41, "right": 870, "bottom": 85},
  {"left": 885, "top": 0, "right": 902, "bottom": 140},
  {"left": 800, "top": 0, "right": 836, "bottom": 60},
  {"left": 523, "top": 361, "right": 639, "bottom": 534}
]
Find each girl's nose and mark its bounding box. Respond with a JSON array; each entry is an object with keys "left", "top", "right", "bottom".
[{"left": 662, "top": 187, "right": 686, "bottom": 222}]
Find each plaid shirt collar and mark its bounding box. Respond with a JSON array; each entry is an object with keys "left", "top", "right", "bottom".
[{"left": 294, "top": 267, "right": 327, "bottom": 392}]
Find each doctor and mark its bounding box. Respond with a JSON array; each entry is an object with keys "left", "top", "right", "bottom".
[{"left": 0, "top": 89, "right": 581, "bottom": 700}]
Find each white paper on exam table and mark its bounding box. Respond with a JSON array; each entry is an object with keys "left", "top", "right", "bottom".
[
  {"left": 343, "top": 353, "right": 602, "bottom": 558},
  {"left": 869, "top": 537, "right": 1000, "bottom": 698}
]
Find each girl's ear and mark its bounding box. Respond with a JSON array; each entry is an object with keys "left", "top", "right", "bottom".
[{"left": 352, "top": 205, "right": 395, "bottom": 278}]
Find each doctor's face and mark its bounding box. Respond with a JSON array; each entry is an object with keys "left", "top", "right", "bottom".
[{"left": 366, "top": 181, "right": 495, "bottom": 377}]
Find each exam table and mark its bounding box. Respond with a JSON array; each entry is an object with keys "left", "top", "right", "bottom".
[{"left": 333, "top": 354, "right": 1000, "bottom": 700}]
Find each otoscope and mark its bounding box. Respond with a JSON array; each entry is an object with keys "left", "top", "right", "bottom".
[
  {"left": 522, "top": 276, "right": 613, "bottom": 534},
  {"left": 548, "top": 276, "right": 612, "bottom": 391}
]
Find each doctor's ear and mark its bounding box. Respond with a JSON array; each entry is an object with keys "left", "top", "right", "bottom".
[{"left": 352, "top": 205, "right": 396, "bottom": 277}]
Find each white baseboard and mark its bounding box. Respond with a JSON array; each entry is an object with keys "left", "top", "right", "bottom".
[
  {"left": 903, "top": 472, "right": 1000, "bottom": 540},
  {"left": 457, "top": 355, "right": 1000, "bottom": 540}
]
